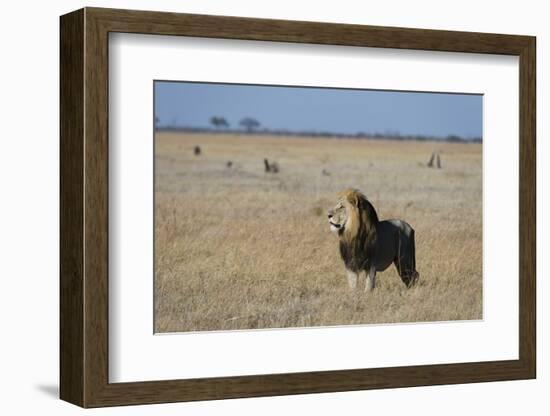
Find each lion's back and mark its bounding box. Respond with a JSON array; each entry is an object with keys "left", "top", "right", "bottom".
[{"left": 382, "top": 219, "right": 414, "bottom": 237}]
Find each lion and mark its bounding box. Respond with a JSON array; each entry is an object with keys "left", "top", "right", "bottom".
[{"left": 328, "top": 188, "right": 419, "bottom": 291}]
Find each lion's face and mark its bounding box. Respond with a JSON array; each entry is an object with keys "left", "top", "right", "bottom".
[{"left": 328, "top": 199, "right": 350, "bottom": 233}]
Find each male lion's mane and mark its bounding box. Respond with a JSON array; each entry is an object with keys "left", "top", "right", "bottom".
[{"left": 338, "top": 189, "right": 379, "bottom": 272}]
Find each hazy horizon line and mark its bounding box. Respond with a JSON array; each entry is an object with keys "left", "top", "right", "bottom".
[{"left": 154, "top": 125, "right": 482, "bottom": 143}]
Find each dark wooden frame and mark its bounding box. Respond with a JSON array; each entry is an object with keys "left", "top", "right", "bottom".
[{"left": 60, "top": 7, "right": 536, "bottom": 408}]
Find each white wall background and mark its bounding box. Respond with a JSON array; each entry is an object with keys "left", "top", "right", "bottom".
[{"left": 0, "top": 0, "right": 545, "bottom": 414}]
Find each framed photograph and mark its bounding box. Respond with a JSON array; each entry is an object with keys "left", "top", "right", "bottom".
[{"left": 60, "top": 7, "right": 536, "bottom": 408}]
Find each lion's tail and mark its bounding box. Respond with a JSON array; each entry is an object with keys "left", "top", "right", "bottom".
[
  {"left": 410, "top": 229, "right": 419, "bottom": 286},
  {"left": 411, "top": 229, "right": 416, "bottom": 272}
]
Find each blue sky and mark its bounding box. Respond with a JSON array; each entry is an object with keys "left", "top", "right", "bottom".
[{"left": 154, "top": 81, "right": 482, "bottom": 139}]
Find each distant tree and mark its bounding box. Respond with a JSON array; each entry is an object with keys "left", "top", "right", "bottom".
[
  {"left": 210, "top": 116, "right": 229, "bottom": 130},
  {"left": 446, "top": 135, "right": 464, "bottom": 143},
  {"left": 239, "top": 117, "right": 261, "bottom": 133},
  {"left": 154, "top": 116, "right": 160, "bottom": 129}
]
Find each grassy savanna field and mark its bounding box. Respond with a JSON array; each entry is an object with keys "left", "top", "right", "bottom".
[{"left": 154, "top": 132, "right": 482, "bottom": 333}]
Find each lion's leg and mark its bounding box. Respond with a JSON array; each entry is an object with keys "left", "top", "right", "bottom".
[
  {"left": 395, "top": 261, "right": 419, "bottom": 287},
  {"left": 394, "top": 231, "right": 419, "bottom": 288},
  {"left": 395, "top": 259, "right": 419, "bottom": 288},
  {"left": 346, "top": 269, "right": 358, "bottom": 290},
  {"left": 395, "top": 258, "right": 411, "bottom": 287},
  {"left": 365, "top": 266, "right": 376, "bottom": 292}
]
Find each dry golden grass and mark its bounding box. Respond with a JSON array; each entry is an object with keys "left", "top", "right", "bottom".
[{"left": 154, "top": 132, "right": 482, "bottom": 333}]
